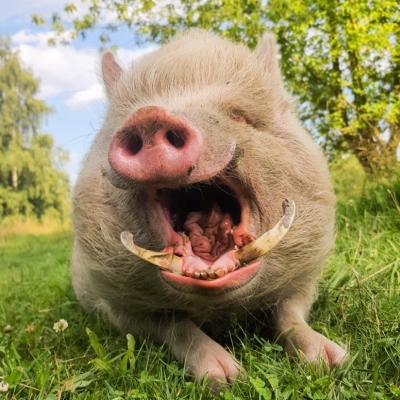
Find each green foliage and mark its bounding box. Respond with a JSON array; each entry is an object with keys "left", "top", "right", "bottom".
[
  {"left": 329, "top": 155, "right": 366, "bottom": 204},
  {"left": 33, "top": 0, "right": 267, "bottom": 47},
  {"left": 0, "top": 37, "right": 70, "bottom": 224},
  {"left": 34, "top": 0, "right": 400, "bottom": 175},
  {"left": 330, "top": 154, "right": 400, "bottom": 217},
  {"left": 268, "top": 0, "right": 400, "bottom": 175}
]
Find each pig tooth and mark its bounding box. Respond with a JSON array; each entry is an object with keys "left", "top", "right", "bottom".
[
  {"left": 215, "top": 268, "right": 226, "bottom": 278},
  {"left": 193, "top": 271, "right": 201, "bottom": 279},
  {"left": 208, "top": 271, "right": 217, "bottom": 280},
  {"left": 235, "top": 199, "right": 296, "bottom": 267},
  {"left": 200, "top": 271, "right": 208, "bottom": 280},
  {"left": 180, "top": 232, "right": 190, "bottom": 245},
  {"left": 121, "top": 231, "right": 182, "bottom": 272}
]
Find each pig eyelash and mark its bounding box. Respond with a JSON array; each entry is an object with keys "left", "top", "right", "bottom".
[{"left": 229, "top": 109, "right": 254, "bottom": 127}]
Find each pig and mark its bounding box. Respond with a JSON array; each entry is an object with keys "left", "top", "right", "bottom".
[{"left": 72, "top": 29, "right": 347, "bottom": 389}]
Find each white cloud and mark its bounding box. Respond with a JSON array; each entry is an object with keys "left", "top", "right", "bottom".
[
  {"left": 13, "top": 30, "right": 101, "bottom": 103},
  {"left": 65, "top": 83, "right": 105, "bottom": 111},
  {"left": 12, "top": 29, "right": 158, "bottom": 110},
  {"left": 12, "top": 30, "right": 57, "bottom": 45}
]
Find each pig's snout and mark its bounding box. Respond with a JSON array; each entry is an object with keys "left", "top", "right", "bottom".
[{"left": 108, "top": 106, "right": 203, "bottom": 185}]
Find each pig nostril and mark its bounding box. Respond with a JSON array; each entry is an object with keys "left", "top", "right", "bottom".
[
  {"left": 166, "top": 130, "right": 185, "bottom": 149},
  {"left": 126, "top": 134, "right": 143, "bottom": 155}
]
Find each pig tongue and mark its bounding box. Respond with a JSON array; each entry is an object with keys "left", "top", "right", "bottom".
[
  {"left": 183, "top": 203, "right": 237, "bottom": 262},
  {"left": 121, "top": 199, "right": 296, "bottom": 280}
]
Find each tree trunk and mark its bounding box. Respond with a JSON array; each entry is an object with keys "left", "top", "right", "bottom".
[
  {"left": 11, "top": 166, "right": 18, "bottom": 189},
  {"left": 346, "top": 42, "right": 391, "bottom": 174},
  {"left": 10, "top": 126, "right": 18, "bottom": 189},
  {"left": 385, "top": 124, "right": 400, "bottom": 172}
]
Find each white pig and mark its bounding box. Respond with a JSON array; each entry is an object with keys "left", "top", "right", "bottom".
[{"left": 72, "top": 30, "right": 346, "bottom": 390}]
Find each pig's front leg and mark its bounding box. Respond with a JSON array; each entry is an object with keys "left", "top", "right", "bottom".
[
  {"left": 106, "top": 309, "right": 242, "bottom": 389},
  {"left": 274, "top": 295, "right": 347, "bottom": 367},
  {"left": 166, "top": 319, "right": 243, "bottom": 391}
]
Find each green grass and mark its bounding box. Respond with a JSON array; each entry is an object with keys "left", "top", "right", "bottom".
[{"left": 1, "top": 187, "right": 399, "bottom": 399}]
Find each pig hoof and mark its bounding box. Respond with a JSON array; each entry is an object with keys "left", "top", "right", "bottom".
[
  {"left": 186, "top": 343, "right": 243, "bottom": 392},
  {"left": 284, "top": 326, "right": 347, "bottom": 368}
]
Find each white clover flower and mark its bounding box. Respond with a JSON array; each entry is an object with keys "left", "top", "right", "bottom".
[
  {"left": 348, "top": 199, "right": 354, "bottom": 206},
  {"left": 53, "top": 319, "right": 69, "bottom": 333},
  {"left": 0, "top": 382, "right": 9, "bottom": 393}
]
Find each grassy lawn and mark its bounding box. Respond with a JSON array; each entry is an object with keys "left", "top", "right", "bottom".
[{"left": 0, "top": 190, "right": 399, "bottom": 399}]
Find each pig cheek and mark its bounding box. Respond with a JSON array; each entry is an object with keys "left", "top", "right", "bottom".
[
  {"left": 141, "top": 203, "right": 170, "bottom": 248},
  {"left": 113, "top": 189, "right": 167, "bottom": 251}
]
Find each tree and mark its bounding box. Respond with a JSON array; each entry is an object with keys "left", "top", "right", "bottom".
[
  {"left": 268, "top": 0, "right": 400, "bottom": 175},
  {"left": 0, "top": 37, "right": 70, "bottom": 222},
  {"left": 34, "top": 0, "right": 400, "bottom": 175}
]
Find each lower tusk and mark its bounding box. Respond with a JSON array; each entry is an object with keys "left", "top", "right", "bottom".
[
  {"left": 235, "top": 199, "right": 296, "bottom": 266},
  {"left": 121, "top": 231, "right": 183, "bottom": 272}
]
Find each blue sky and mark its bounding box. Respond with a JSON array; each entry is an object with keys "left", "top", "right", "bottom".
[{"left": 1, "top": 0, "right": 157, "bottom": 185}]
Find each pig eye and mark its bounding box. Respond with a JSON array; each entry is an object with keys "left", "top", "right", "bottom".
[{"left": 229, "top": 109, "right": 252, "bottom": 126}]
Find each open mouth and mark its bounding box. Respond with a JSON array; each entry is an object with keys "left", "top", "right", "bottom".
[{"left": 121, "top": 177, "right": 295, "bottom": 290}]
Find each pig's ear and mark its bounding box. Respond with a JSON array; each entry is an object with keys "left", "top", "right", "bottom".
[
  {"left": 102, "top": 52, "right": 123, "bottom": 95},
  {"left": 254, "top": 32, "right": 280, "bottom": 76},
  {"left": 255, "top": 33, "right": 290, "bottom": 112}
]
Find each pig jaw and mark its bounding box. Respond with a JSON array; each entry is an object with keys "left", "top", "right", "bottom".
[{"left": 120, "top": 177, "right": 295, "bottom": 293}]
